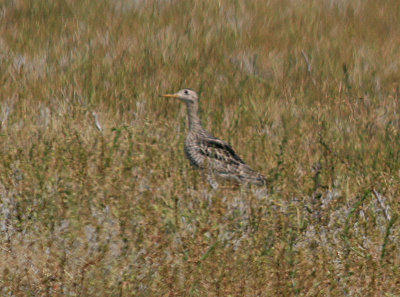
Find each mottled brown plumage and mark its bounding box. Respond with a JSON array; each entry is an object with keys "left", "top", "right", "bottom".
[{"left": 162, "top": 89, "right": 266, "bottom": 186}]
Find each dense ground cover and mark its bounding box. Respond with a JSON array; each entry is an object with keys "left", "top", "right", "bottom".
[{"left": 1, "top": 0, "right": 400, "bottom": 295}]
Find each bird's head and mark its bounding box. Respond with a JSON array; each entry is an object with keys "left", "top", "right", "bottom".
[{"left": 161, "top": 89, "right": 198, "bottom": 104}]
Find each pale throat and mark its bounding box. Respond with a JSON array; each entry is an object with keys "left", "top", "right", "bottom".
[{"left": 186, "top": 101, "right": 202, "bottom": 131}]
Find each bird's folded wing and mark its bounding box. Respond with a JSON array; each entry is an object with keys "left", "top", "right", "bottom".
[
  {"left": 198, "top": 137, "right": 245, "bottom": 165},
  {"left": 194, "top": 137, "right": 266, "bottom": 185}
]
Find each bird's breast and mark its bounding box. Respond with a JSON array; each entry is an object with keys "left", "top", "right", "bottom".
[{"left": 184, "top": 138, "right": 204, "bottom": 169}]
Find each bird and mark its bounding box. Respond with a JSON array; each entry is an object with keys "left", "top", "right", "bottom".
[{"left": 162, "top": 88, "right": 266, "bottom": 186}]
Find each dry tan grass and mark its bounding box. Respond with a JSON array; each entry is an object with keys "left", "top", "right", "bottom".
[{"left": 1, "top": 0, "right": 400, "bottom": 295}]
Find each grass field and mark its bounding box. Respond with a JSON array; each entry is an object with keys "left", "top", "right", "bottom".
[{"left": 1, "top": 0, "right": 400, "bottom": 295}]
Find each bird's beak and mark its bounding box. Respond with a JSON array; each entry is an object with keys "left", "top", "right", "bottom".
[{"left": 161, "top": 93, "right": 180, "bottom": 99}]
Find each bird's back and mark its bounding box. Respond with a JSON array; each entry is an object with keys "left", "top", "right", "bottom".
[{"left": 184, "top": 129, "right": 266, "bottom": 186}]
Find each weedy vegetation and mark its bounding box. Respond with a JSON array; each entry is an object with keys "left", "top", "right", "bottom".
[{"left": 1, "top": 0, "right": 400, "bottom": 295}]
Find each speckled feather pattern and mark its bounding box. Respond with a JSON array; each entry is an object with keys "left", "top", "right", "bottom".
[{"left": 184, "top": 131, "right": 266, "bottom": 186}]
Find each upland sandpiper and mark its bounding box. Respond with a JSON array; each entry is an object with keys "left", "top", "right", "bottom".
[{"left": 162, "top": 89, "right": 266, "bottom": 186}]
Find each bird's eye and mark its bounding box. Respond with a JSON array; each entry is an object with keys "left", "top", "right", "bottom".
[{"left": 184, "top": 90, "right": 189, "bottom": 95}]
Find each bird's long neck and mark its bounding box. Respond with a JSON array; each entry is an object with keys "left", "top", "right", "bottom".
[{"left": 186, "top": 102, "right": 203, "bottom": 132}]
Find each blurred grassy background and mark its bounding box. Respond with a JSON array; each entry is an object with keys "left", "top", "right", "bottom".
[{"left": 1, "top": 0, "right": 400, "bottom": 295}]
